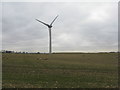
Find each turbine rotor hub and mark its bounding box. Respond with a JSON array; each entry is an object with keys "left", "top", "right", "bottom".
[{"left": 48, "top": 25, "right": 52, "bottom": 28}]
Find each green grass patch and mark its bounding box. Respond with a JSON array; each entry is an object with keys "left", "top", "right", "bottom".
[{"left": 2, "top": 53, "right": 118, "bottom": 88}]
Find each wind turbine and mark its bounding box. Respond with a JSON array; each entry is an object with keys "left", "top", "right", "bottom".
[{"left": 36, "top": 15, "right": 58, "bottom": 54}]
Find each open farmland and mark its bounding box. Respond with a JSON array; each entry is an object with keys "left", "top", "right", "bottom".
[{"left": 2, "top": 53, "right": 118, "bottom": 88}]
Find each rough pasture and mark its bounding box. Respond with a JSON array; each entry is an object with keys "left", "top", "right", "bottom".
[{"left": 2, "top": 53, "right": 118, "bottom": 88}]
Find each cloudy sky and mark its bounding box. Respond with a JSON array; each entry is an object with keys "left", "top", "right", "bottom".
[{"left": 2, "top": 2, "right": 118, "bottom": 52}]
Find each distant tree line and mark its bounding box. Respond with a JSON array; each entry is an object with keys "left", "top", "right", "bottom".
[
  {"left": 1, "top": 50, "right": 119, "bottom": 54},
  {"left": 1, "top": 50, "right": 46, "bottom": 54}
]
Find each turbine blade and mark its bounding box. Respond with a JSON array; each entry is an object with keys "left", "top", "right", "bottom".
[
  {"left": 50, "top": 15, "right": 58, "bottom": 26},
  {"left": 36, "top": 19, "right": 49, "bottom": 27}
]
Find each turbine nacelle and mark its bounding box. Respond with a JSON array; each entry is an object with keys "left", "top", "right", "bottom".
[{"left": 48, "top": 25, "right": 52, "bottom": 28}]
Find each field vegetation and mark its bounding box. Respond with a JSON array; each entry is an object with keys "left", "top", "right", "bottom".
[{"left": 2, "top": 53, "right": 118, "bottom": 88}]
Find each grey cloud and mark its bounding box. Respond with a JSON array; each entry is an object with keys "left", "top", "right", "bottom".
[{"left": 2, "top": 2, "right": 118, "bottom": 52}]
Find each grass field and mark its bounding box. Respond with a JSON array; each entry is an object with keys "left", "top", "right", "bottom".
[{"left": 2, "top": 53, "right": 118, "bottom": 88}]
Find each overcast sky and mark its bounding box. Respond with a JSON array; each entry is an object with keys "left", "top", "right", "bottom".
[{"left": 2, "top": 2, "right": 118, "bottom": 52}]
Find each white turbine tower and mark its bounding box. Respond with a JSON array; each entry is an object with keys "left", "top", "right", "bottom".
[{"left": 36, "top": 15, "right": 58, "bottom": 54}]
